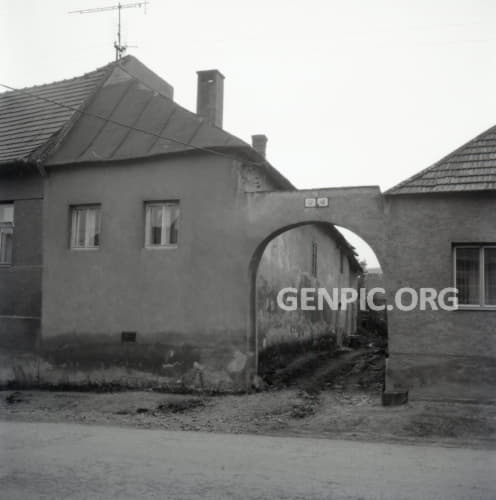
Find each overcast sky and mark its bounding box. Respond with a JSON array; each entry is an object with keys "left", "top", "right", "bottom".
[{"left": 2, "top": 0, "right": 495, "bottom": 268}]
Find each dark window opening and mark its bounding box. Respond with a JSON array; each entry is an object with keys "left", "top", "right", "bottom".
[{"left": 311, "top": 241, "right": 318, "bottom": 277}]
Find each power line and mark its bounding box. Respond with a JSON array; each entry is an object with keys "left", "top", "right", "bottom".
[{"left": 0, "top": 81, "right": 264, "bottom": 167}]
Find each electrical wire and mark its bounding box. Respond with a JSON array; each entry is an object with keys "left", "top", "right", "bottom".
[{"left": 0, "top": 79, "right": 265, "bottom": 167}]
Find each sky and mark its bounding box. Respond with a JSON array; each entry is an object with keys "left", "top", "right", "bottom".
[{"left": 2, "top": 0, "right": 496, "bottom": 268}]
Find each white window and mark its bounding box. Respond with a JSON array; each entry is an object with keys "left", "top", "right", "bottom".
[
  {"left": 71, "top": 205, "right": 101, "bottom": 249},
  {"left": 454, "top": 245, "right": 496, "bottom": 308},
  {"left": 145, "top": 201, "right": 179, "bottom": 248},
  {"left": 0, "top": 203, "right": 14, "bottom": 264}
]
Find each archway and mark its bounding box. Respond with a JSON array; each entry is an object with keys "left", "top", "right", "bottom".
[{"left": 247, "top": 220, "right": 386, "bottom": 378}]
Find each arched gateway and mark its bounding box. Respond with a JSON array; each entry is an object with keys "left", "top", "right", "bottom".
[{"left": 242, "top": 185, "right": 387, "bottom": 378}]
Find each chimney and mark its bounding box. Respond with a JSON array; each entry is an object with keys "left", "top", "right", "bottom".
[
  {"left": 196, "top": 69, "right": 224, "bottom": 128},
  {"left": 251, "top": 134, "right": 268, "bottom": 158}
]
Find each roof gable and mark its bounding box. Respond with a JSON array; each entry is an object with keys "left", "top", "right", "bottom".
[{"left": 386, "top": 124, "right": 496, "bottom": 195}]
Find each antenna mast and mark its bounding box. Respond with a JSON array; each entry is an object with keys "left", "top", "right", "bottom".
[{"left": 69, "top": 1, "right": 148, "bottom": 61}]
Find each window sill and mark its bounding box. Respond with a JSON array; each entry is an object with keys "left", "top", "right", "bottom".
[
  {"left": 70, "top": 247, "right": 100, "bottom": 251},
  {"left": 144, "top": 245, "right": 178, "bottom": 250}
]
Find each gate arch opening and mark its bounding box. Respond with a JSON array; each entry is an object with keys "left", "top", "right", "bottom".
[{"left": 248, "top": 220, "right": 386, "bottom": 379}]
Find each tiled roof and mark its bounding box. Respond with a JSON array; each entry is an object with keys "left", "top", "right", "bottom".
[
  {"left": 0, "top": 66, "right": 108, "bottom": 165},
  {"left": 45, "top": 60, "right": 247, "bottom": 166},
  {"left": 386, "top": 125, "right": 496, "bottom": 195},
  {"left": 0, "top": 56, "right": 257, "bottom": 173}
]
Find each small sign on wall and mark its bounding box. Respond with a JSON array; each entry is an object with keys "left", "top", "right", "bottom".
[{"left": 305, "top": 197, "right": 328, "bottom": 208}]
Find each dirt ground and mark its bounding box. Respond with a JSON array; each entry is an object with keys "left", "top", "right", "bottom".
[{"left": 2, "top": 345, "right": 495, "bottom": 448}]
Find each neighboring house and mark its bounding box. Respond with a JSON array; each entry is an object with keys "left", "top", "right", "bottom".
[
  {"left": 0, "top": 56, "right": 359, "bottom": 390},
  {"left": 383, "top": 128, "right": 496, "bottom": 402}
]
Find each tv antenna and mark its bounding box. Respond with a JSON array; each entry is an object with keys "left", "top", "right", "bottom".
[{"left": 69, "top": 2, "right": 148, "bottom": 61}]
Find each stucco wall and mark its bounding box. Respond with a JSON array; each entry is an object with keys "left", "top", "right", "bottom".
[
  {"left": 256, "top": 224, "right": 357, "bottom": 349},
  {"left": 0, "top": 170, "right": 42, "bottom": 351},
  {"left": 39, "top": 154, "right": 252, "bottom": 390},
  {"left": 240, "top": 163, "right": 279, "bottom": 192},
  {"left": 384, "top": 192, "right": 496, "bottom": 402}
]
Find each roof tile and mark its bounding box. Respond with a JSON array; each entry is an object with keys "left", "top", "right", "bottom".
[
  {"left": 0, "top": 66, "right": 109, "bottom": 165},
  {"left": 386, "top": 124, "right": 496, "bottom": 194}
]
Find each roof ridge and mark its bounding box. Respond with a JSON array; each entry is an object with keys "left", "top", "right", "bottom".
[{"left": 385, "top": 123, "right": 496, "bottom": 195}]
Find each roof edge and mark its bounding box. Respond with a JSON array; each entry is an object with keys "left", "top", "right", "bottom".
[{"left": 385, "top": 123, "right": 496, "bottom": 195}]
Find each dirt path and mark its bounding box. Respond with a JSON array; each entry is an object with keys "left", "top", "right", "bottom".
[
  {"left": 2, "top": 388, "right": 495, "bottom": 448},
  {"left": 1, "top": 346, "right": 495, "bottom": 447}
]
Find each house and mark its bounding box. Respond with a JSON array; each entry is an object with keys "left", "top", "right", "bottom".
[
  {"left": 383, "top": 127, "right": 496, "bottom": 402},
  {"left": 0, "top": 56, "right": 361, "bottom": 390}
]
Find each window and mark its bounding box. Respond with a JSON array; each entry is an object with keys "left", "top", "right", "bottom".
[
  {"left": 311, "top": 241, "right": 317, "bottom": 277},
  {"left": 71, "top": 205, "right": 101, "bottom": 249},
  {"left": 0, "top": 203, "right": 14, "bottom": 265},
  {"left": 454, "top": 245, "right": 496, "bottom": 308},
  {"left": 145, "top": 201, "right": 179, "bottom": 248}
]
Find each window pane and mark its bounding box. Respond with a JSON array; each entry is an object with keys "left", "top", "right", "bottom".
[
  {"left": 146, "top": 203, "right": 179, "bottom": 246},
  {"left": 165, "top": 204, "right": 179, "bottom": 245},
  {"left": 93, "top": 209, "right": 101, "bottom": 247},
  {"left": 0, "top": 227, "right": 13, "bottom": 264},
  {"left": 76, "top": 210, "right": 86, "bottom": 247},
  {"left": 85, "top": 208, "right": 100, "bottom": 247},
  {"left": 456, "top": 248, "right": 480, "bottom": 305},
  {"left": 149, "top": 206, "right": 163, "bottom": 245},
  {"left": 484, "top": 248, "right": 496, "bottom": 305},
  {"left": 71, "top": 206, "right": 100, "bottom": 248},
  {"left": 0, "top": 204, "right": 13, "bottom": 223}
]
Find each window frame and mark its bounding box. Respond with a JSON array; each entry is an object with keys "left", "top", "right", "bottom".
[
  {"left": 0, "top": 202, "right": 14, "bottom": 266},
  {"left": 70, "top": 204, "right": 101, "bottom": 251},
  {"left": 144, "top": 201, "right": 179, "bottom": 249},
  {"left": 453, "top": 244, "right": 496, "bottom": 310}
]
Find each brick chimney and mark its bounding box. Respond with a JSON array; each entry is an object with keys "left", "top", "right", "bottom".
[
  {"left": 251, "top": 134, "right": 268, "bottom": 158},
  {"left": 196, "top": 70, "right": 224, "bottom": 128}
]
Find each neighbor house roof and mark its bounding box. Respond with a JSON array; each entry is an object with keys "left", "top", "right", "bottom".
[
  {"left": 0, "top": 56, "right": 294, "bottom": 189},
  {"left": 386, "top": 124, "right": 496, "bottom": 195}
]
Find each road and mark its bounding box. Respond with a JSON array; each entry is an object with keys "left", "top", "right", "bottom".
[{"left": 0, "top": 421, "right": 494, "bottom": 499}]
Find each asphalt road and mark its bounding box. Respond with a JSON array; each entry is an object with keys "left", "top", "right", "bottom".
[{"left": 0, "top": 421, "right": 494, "bottom": 499}]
